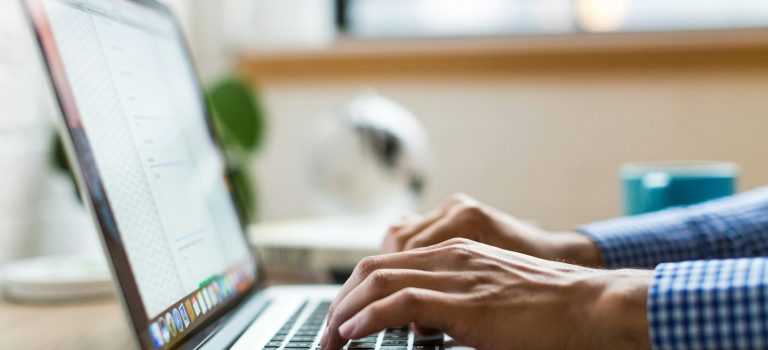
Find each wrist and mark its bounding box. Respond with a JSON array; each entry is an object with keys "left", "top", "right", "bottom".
[
  {"left": 543, "top": 231, "right": 605, "bottom": 267},
  {"left": 584, "top": 269, "right": 653, "bottom": 349}
]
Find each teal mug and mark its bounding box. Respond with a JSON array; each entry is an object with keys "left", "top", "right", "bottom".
[{"left": 621, "top": 162, "right": 739, "bottom": 215}]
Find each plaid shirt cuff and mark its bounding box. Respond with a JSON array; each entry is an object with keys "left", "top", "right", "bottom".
[
  {"left": 577, "top": 187, "right": 768, "bottom": 269},
  {"left": 649, "top": 258, "right": 768, "bottom": 350},
  {"left": 577, "top": 208, "right": 697, "bottom": 268}
]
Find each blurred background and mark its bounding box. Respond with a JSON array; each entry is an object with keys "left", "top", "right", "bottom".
[
  {"left": 1, "top": 0, "right": 768, "bottom": 265},
  {"left": 189, "top": 0, "right": 768, "bottom": 228}
]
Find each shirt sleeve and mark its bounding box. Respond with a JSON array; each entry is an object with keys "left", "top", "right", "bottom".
[
  {"left": 649, "top": 258, "right": 768, "bottom": 349},
  {"left": 577, "top": 187, "right": 768, "bottom": 269}
]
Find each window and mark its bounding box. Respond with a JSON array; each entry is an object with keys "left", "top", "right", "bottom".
[{"left": 340, "top": 0, "right": 768, "bottom": 38}]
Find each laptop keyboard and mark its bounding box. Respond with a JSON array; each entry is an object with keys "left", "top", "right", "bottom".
[{"left": 263, "top": 300, "right": 444, "bottom": 350}]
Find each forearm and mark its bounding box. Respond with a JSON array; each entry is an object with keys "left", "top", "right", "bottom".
[
  {"left": 579, "top": 257, "right": 768, "bottom": 350},
  {"left": 577, "top": 187, "right": 768, "bottom": 268},
  {"left": 554, "top": 231, "right": 605, "bottom": 267}
]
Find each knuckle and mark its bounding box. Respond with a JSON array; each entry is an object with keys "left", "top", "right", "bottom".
[
  {"left": 355, "top": 255, "right": 380, "bottom": 276},
  {"left": 445, "top": 237, "right": 472, "bottom": 246},
  {"left": 449, "top": 244, "right": 475, "bottom": 261},
  {"left": 455, "top": 204, "right": 486, "bottom": 221},
  {"left": 398, "top": 287, "right": 423, "bottom": 307},
  {"left": 368, "top": 269, "right": 393, "bottom": 287}
]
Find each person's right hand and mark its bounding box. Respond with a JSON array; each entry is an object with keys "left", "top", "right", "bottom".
[
  {"left": 382, "top": 194, "right": 604, "bottom": 267},
  {"left": 321, "top": 238, "right": 652, "bottom": 350}
]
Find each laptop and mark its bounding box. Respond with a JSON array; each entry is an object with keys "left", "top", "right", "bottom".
[{"left": 22, "top": 0, "right": 453, "bottom": 349}]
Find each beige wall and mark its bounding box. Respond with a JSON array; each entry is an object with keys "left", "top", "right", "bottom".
[{"left": 251, "top": 57, "right": 768, "bottom": 229}]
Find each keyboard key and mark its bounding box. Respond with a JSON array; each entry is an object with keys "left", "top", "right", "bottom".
[
  {"left": 414, "top": 333, "right": 444, "bottom": 345},
  {"left": 284, "top": 341, "right": 314, "bottom": 348},
  {"left": 383, "top": 333, "right": 408, "bottom": 340},
  {"left": 349, "top": 340, "right": 376, "bottom": 346},
  {"left": 385, "top": 331, "right": 408, "bottom": 338},
  {"left": 381, "top": 339, "right": 408, "bottom": 346},
  {"left": 290, "top": 336, "right": 317, "bottom": 342},
  {"left": 346, "top": 345, "right": 376, "bottom": 350},
  {"left": 353, "top": 336, "right": 378, "bottom": 342},
  {"left": 293, "top": 330, "right": 321, "bottom": 336}
]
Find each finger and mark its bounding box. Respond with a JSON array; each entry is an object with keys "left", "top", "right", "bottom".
[
  {"left": 387, "top": 213, "right": 421, "bottom": 234},
  {"left": 329, "top": 238, "right": 479, "bottom": 327},
  {"left": 412, "top": 324, "right": 441, "bottom": 336},
  {"left": 325, "top": 250, "right": 444, "bottom": 339},
  {"left": 402, "top": 215, "right": 464, "bottom": 251},
  {"left": 404, "top": 196, "right": 492, "bottom": 251},
  {"left": 324, "top": 269, "right": 471, "bottom": 348},
  {"left": 336, "top": 288, "right": 457, "bottom": 344},
  {"left": 383, "top": 209, "right": 445, "bottom": 253},
  {"left": 388, "top": 195, "right": 472, "bottom": 248},
  {"left": 384, "top": 194, "right": 478, "bottom": 253},
  {"left": 326, "top": 239, "right": 478, "bottom": 342}
]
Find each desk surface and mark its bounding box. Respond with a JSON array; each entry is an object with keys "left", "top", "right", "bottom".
[
  {"left": 0, "top": 297, "right": 134, "bottom": 349},
  {"left": 0, "top": 277, "right": 316, "bottom": 349}
]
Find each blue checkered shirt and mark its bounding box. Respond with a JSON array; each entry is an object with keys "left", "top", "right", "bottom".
[{"left": 578, "top": 187, "right": 768, "bottom": 349}]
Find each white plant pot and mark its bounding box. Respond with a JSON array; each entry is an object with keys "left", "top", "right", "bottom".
[
  {"left": 35, "top": 173, "right": 101, "bottom": 257},
  {"left": 0, "top": 131, "right": 50, "bottom": 265}
]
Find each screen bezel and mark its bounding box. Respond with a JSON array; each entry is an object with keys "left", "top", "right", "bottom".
[{"left": 20, "top": 0, "right": 266, "bottom": 348}]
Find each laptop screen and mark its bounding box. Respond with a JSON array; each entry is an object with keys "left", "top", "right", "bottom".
[{"left": 24, "top": 0, "right": 259, "bottom": 348}]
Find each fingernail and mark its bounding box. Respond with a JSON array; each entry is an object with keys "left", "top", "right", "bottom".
[{"left": 339, "top": 319, "right": 355, "bottom": 338}]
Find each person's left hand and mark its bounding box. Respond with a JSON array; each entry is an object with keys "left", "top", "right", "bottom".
[{"left": 320, "top": 238, "right": 652, "bottom": 350}]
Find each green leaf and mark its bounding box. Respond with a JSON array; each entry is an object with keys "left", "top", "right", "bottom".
[{"left": 207, "top": 76, "right": 266, "bottom": 152}]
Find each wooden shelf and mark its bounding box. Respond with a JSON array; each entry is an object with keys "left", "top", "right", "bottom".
[{"left": 237, "top": 29, "right": 768, "bottom": 80}]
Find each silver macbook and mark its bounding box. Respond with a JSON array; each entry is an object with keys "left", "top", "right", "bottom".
[{"left": 22, "top": 0, "right": 451, "bottom": 349}]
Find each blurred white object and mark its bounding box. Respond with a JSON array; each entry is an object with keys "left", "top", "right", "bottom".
[
  {"left": 0, "top": 132, "right": 50, "bottom": 265},
  {"left": 36, "top": 173, "right": 102, "bottom": 257},
  {"left": 308, "top": 93, "right": 431, "bottom": 218},
  {"left": 348, "top": 0, "right": 576, "bottom": 38},
  {"left": 249, "top": 216, "right": 387, "bottom": 280},
  {"left": 0, "top": 159, "right": 103, "bottom": 265},
  {"left": 0, "top": 0, "right": 102, "bottom": 266},
  {"left": 0, "top": 0, "right": 49, "bottom": 132},
  {"left": 0, "top": 0, "right": 55, "bottom": 265},
  {"left": 223, "top": 0, "right": 336, "bottom": 50},
  {"left": 1, "top": 254, "right": 112, "bottom": 302}
]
